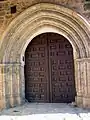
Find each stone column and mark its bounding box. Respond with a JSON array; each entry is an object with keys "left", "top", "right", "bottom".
[
  {"left": 2, "top": 63, "right": 14, "bottom": 108},
  {"left": 9, "top": 63, "right": 25, "bottom": 107},
  {"left": 13, "top": 63, "right": 25, "bottom": 105},
  {"left": 75, "top": 58, "right": 90, "bottom": 108},
  {"left": 0, "top": 63, "right": 25, "bottom": 109},
  {"left": 20, "top": 63, "right": 25, "bottom": 104},
  {"left": 0, "top": 64, "right": 5, "bottom": 110}
]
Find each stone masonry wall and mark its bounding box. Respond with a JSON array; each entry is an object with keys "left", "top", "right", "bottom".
[{"left": 0, "top": 0, "right": 90, "bottom": 40}]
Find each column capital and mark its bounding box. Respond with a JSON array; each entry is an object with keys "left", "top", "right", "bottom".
[{"left": 75, "top": 58, "right": 90, "bottom": 62}]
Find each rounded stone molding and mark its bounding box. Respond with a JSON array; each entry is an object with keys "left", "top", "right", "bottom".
[{"left": 0, "top": 3, "right": 90, "bottom": 63}]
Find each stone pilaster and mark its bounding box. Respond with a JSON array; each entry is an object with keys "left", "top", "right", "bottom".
[
  {"left": 0, "top": 63, "right": 25, "bottom": 109},
  {"left": 75, "top": 58, "right": 90, "bottom": 108},
  {"left": 0, "top": 64, "right": 6, "bottom": 110},
  {"left": 20, "top": 63, "right": 25, "bottom": 104},
  {"left": 12, "top": 63, "right": 25, "bottom": 106}
]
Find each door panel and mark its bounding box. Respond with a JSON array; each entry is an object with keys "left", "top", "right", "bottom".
[
  {"left": 25, "top": 34, "right": 49, "bottom": 102},
  {"left": 48, "top": 33, "right": 75, "bottom": 103},
  {"left": 25, "top": 33, "right": 76, "bottom": 103}
]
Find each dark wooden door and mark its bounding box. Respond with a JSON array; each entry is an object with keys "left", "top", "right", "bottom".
[
  {"left": 25, "top": 33, "right": 76, "bottom": 103},
  {"left": 25, "top": 34, "right": 49, "bottom": 102},
  {"left": 48, "top": 33, "right": 75, "bottom": 103}
]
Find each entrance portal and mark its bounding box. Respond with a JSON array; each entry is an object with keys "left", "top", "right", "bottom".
[{"left": 25, "top": 33, "right": 76, "bottom": 103}]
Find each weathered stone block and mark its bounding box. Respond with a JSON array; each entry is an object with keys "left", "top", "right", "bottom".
[
  {"left": 83, "top": 97, "right": 90, "bottom": 108},
  {"left": 84, "top": 1, "right": 90, "bottom": 10},
  {"left": 0, "top": 11, "right": 5, "bottom": 16}
]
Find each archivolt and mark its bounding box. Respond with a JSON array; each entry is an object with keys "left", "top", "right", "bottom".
[{"left": 0, "top": 3, "right": 90, "bottom": 63}]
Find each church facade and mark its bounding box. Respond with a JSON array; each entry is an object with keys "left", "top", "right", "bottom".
[{"left": 0, "top": 0, "right": 90, "bottom": 110}]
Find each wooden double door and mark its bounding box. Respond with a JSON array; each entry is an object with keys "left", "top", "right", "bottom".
[{"left": 25, "top": 33, "right": 76, "bottom": 103}]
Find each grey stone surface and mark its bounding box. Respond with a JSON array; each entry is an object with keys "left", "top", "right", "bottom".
[{"left": 0, "top": 103, "right": 90, "bottom": 120}]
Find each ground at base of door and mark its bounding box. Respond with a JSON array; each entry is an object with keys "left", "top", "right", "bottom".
[{"left": 0, "top": 103, "right": 90, "bottom": 120}]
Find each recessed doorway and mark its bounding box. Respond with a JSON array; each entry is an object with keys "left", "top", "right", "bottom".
[{"left": 25, "top": 33, "right": 76, "bottom": 103}]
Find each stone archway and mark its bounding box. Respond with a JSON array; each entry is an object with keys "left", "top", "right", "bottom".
[{"left": 0, "top": 3, "right": 90, "bottom": 109}]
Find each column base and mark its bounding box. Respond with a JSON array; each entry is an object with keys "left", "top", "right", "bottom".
[
  {"left": 83, "top": 96, "right": 90, "bottom": 108},
  {"left": 13, "top": 95, "right": 25, "bottom": 107},
  {"left": 75, "top": 96, "right": 83, "bottom": 107},
  {"left": 0, "top": 99, "right": 5, "bottom": 111},
  {"left": 76, "top": 96, "right": 90, "bottom": 108}
]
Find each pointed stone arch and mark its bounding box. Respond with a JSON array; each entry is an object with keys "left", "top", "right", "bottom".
[{"left": 0, "top": 3, "right": 90, "bottom": 109}]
